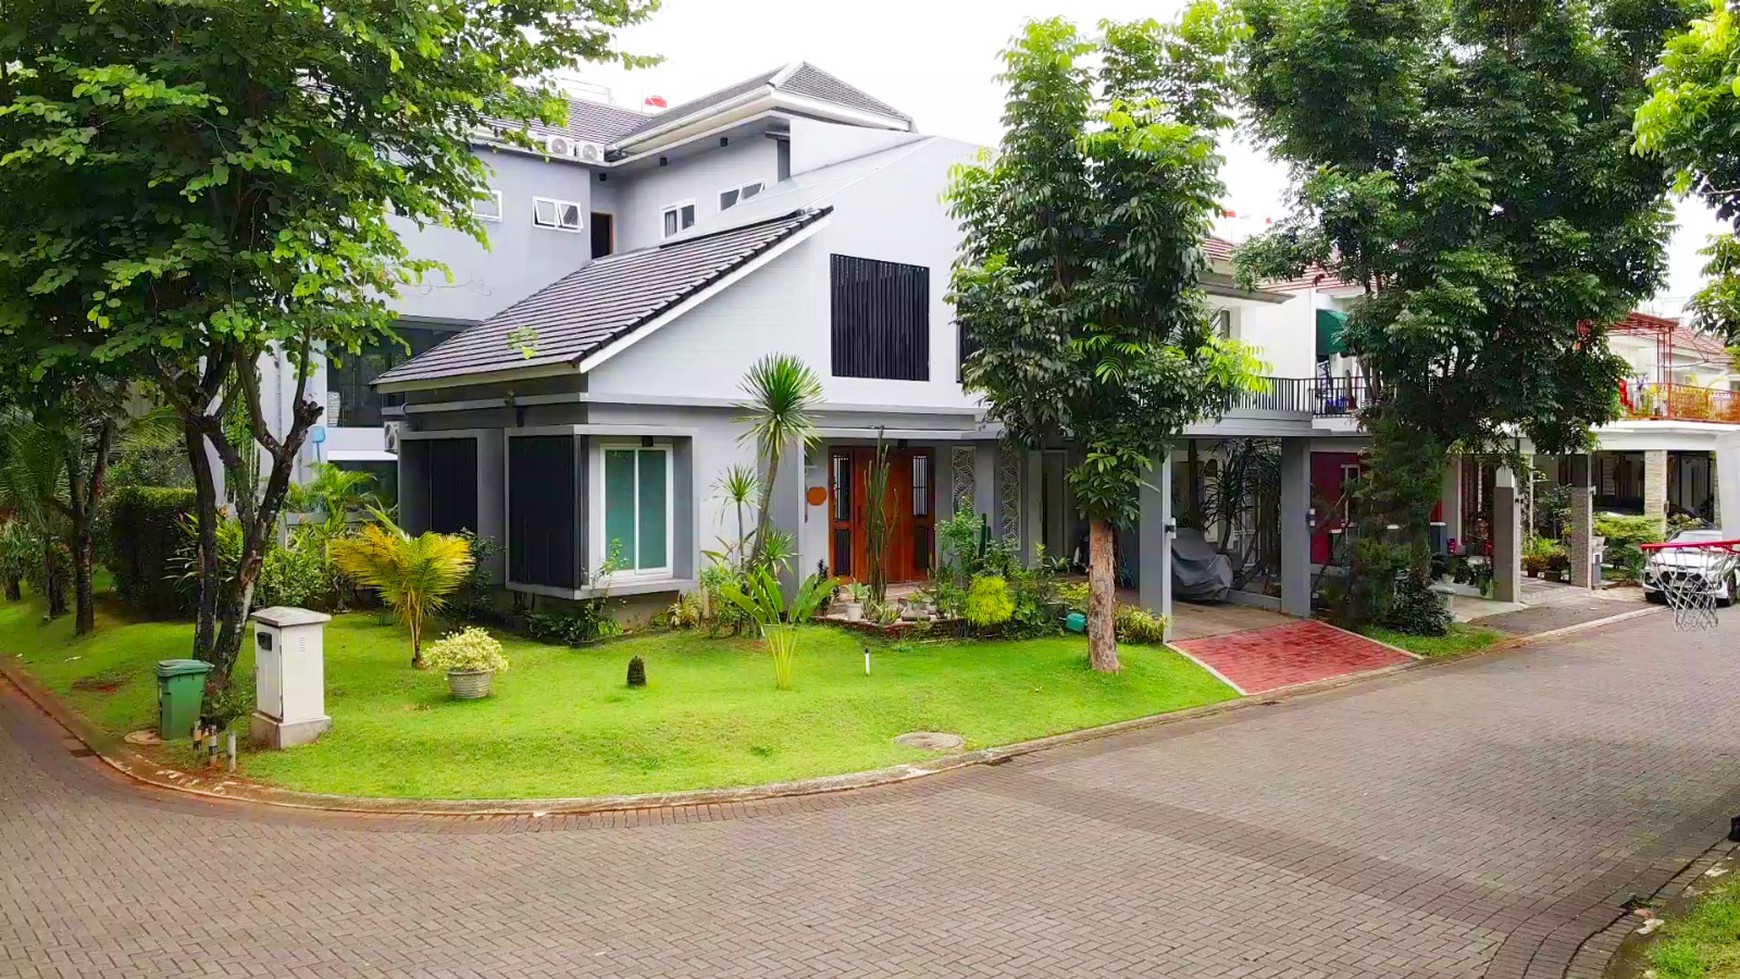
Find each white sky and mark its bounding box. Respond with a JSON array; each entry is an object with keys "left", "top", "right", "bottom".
[{"left": 584, "top": 0, "right": 1726, "bottom": 313}]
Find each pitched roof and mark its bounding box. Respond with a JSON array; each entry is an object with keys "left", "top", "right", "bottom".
[
  {"left": 612, "top": 61, "right": 911, "bottom": 142},
  {"left": 373, "top": 208, "right": 832, "bottom": 388}
]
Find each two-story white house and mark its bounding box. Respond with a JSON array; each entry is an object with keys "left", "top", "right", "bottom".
[{"left": 281, "top": 62, "right": 1352, "bottom": 629}]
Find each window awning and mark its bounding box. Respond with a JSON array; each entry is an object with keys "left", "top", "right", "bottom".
[{"left": 1316, "top": 308, "right": 1350, "bottom": 359}]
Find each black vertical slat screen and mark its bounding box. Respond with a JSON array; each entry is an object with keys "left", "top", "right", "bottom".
[
  {"left": 508, "top": 436, "right": 579, "bottom": 589},
  {"left": 830, "top": 254, "right": 930, "bottom": 381},
  {"left": 424, "top": 439, "right": 478, "bottom": 534}
]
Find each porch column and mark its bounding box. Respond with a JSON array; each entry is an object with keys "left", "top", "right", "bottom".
[
  {"left": 1644, "top": 449, "right": 1668, "bottom": 529},
  {"left": 1566, "top": 454, "right": 1596, "bottom": 590},
  {"left": 1492, "top": 465, "right": 1523, "bottom": 603},
  {"left": 1279, "top": 439, "right": 1312, "bottom": 617},
  {"left": 1139, "top": 452, "right": 1174, "bottom": 640}
]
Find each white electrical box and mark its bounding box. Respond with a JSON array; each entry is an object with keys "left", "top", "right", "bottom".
[{"left": 249, "top": 606, "right": 333, "bottom": 749}]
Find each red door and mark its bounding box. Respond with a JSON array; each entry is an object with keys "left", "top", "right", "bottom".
[{"left": 828, "top": 448, "right": 934, "bottom": 582}]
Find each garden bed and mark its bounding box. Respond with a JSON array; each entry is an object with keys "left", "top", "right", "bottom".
[{"left": 0, "top": 591, "right": 1236, "bottom": 801}]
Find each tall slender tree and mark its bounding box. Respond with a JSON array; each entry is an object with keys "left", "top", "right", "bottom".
[
  {"left": 734, "top": 355, "right": 824, "bottom": 570},
  {"left": 0, "top": 0, "right": 656, "bottom": 683},
  {"left": 948, "top": 8, "right": 1265, "bottom": 672},
  {"left": 1234, "top": 0, "right": 1688, "bottom": 626}
]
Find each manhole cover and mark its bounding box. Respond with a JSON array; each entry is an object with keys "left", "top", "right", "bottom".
[
  {"left": 123, "top": 729, "right": 165, "bottom": 746},
  {"left": 893, "top": 731, "right": 964, "bottom": 751}
]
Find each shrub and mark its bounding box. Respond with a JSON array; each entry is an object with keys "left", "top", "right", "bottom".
[
  {"left": 1381, "top": 575, "right": 1451, "bottom": 637},
  {"left": 423, "top": 626, "right": 509, "bottom": 674},
  {"left": 447, "top": 531, "right": 503, "bottom": 624},
  {"left": 256, "top": 526, "right": 339, "bottom": 611},
  {"left": 964, "top": 575, "right": 1015, "bottom": 628},
  {"left": 1596, "top": 513, "right": 1665, "bottom": 582},
  {"left": 525, "top": 604, "right": 623, "bottom": 646},
  {"left": 101, "top": 485, "right": 197, "bottom": 616},
  {"left": 660, "top": 592, "right": 704, "bottom": 629},
  {"left": 1113, "top": 604, "right": 1169, "bottom": 644}
]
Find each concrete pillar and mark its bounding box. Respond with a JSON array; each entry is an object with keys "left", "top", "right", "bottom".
[
  {"left": 1441, "top": 455, "right": 1463, "bottom": 549},
  {"left": 1021, "top": 451, "right": 1044, "bottom": 564},
  {"left": 1567, "top": 454, "right": 1596, "bottom": 589},
  {"left": 1139, "top": 452, "right": 1174, "bottom": 640},
  {"left": 1644, "top": 449, "right": 1668, "bottom": 527},
  {"left": 1280, "top": 438, "right": 1312, "bottom": 617},
  {"left": 1492, "top": 465, "right": 1523, "bottom": 603}
]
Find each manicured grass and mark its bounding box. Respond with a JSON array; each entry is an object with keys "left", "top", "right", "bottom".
[
  {"left": 1647, "top": 868, "right": 1740, "bottom": 978},
  {"left": 0, "top": 593, "right": 1236, "bottom": 800},
  {"left": 1361, "top": 623, "right": 1504, "bottom": 658}
]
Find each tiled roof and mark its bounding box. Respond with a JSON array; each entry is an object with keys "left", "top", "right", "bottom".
[
  {"left": 612, "top": 61, "right": 911, "bottom": 142},
  {"left": 1204, "top": 236, "right": 1345, "bottom": 292},
  {"left": 373, "top": 208, "right": 832, "bottom": 388}
]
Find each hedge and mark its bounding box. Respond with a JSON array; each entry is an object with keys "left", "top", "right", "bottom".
[{"left": 100, "top": 485, "right": 196, "bottom": 617}]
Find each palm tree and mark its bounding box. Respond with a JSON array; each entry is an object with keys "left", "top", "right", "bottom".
[
  {"left": 330, "top": 512, "right": 474, "bottom": 668},
  {"left": 0, "top": 415, "right": 69, "bottom": 618},
  {"left": 712, "top": 463, "right": 759, "bottom": 569},
  {"left": 286, "top": 462, "right": 382, "bottom": 537},
  {"left": 734, "top": 355, "right": 823, "bottom": 568}
]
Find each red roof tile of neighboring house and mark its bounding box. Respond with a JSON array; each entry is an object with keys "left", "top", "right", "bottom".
[{"left": 1204, "top": 235, "right": 1346, "bottom": 292}]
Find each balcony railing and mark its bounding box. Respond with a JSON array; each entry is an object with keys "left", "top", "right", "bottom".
[
  {"left": 1313, "top": 376, "right": 1367, "bottom": 418},
  {"left": 1227, "top": 376, "right": 1371, "bottom": 417},
  {"left": 1620, "top": 382, "right": 1740, "bottom": 423}
]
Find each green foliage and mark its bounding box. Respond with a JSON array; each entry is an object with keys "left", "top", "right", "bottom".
[
  {"left": 1380, "top": 576, "right": 1452, "bottom": 638},
  {"left": 100, "top": 485, "right": 197, "bottom": 617},
  {"left": 1522, "top": 537, "right": 1567, "bottom": 573},
  {"left": 718, "top": 568, "right": 839, "bottom": 690},
  {"left": 0, "top": 520, "right": 32, "bottom": 599},
  {"left": 964, "top": 575, "right": 1016, "bottom": 629},
  {"left": 660, "top": 592, "right": 706, "bottom": 630},
  {"left": 285, "top": 464, "right": 383, "bottom": 538},
  {"left": 734, "top": 355, "right": 824, "bottom": 567},
  {"left": 524, "top": 605, "right": 625, "bottom": 647},
  {"left": 446, "top": 531, "right": 503, "bottom": 625},
  {"left": 423, "top": 627, "right": 509, "bottom": 675},
  {"left": 1635, "top": 0, "right": 1740, "bottom": 341},
  {"left": 948, "top": 10, "right": 1265, "bottom": 531},
  {"left": 1113, "top": 604, "right": 1169, "bottom": 645},
  {"left": 256, "top": 527, "right": 340, "bottom": 611},
  {"left": 1236, "top": 0, "right": 1686, "bottom": 621},
  {"left": 1597, "top": 512, "right": 1666, "bottom": 581},
  {"left": 1669, "top": 512, "right": 1712, "bottom": 537},
  {"left": 330, "top": 516, "right": 474, "bottom": 667}
]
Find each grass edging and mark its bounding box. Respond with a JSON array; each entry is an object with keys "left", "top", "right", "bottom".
[{"left": 0, "top": 602, "right": 1665, "bottom": 819}]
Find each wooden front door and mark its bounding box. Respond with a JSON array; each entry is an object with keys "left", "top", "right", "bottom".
[{"left": 828, "top": 448, "right": 935, "bottom": 583}]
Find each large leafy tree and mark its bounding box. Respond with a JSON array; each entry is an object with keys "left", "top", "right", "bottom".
[
  {"left": 0, "top": 0, "right": 655, "bottom": 683},
  {"left": 1234, "top": 0, "right": 1687, "bottom": 622},
  {"left": 1635, "top": 0, "right": 1740, "bottom": 340},
  {"left": 948, "top": 7, "right": 1265, "bottom": 673}
]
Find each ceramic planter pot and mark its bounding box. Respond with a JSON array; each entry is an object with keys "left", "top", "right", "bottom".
[
  {"left": 844, "top": 602, "right": 864, "bottom": 622},
  {"left": 447, "top": 669, "right": 495, "bottom": 700}
]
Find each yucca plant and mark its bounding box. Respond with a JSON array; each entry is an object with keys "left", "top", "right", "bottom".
[
  {"left": 330, "top": 512, "right": 474, "bottom": 668},
  {"left": 719, "top": 567, "right": 837, "bottom": 690},
  {"left": 734, "top": 354, "right": 823, "bottom": 569}
]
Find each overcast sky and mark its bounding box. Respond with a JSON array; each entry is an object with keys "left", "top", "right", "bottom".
[{"left": 583, "top": 0, "right": 1725, "bottom": 314}]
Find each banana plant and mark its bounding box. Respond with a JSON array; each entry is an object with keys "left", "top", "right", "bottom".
[{"left": 718, "top": 568, "right": 838, "bottom": 690}]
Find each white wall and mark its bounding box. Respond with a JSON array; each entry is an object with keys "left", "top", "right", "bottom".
[
  {"left": 788, "top": 116, "right": 926, "bottom": 177},
  {"left": 614, "top": 138, "right": 781, "bottom": 251},
  {"left": 1229, "top": 292, "right": 1316, "bottom": 378},
  {"left": 586, "top": 138, "right": 983, "bottom": 413}
]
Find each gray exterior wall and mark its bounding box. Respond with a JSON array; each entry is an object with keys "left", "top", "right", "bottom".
[
  {"left": 613, "top": 137, "right": 782, "bottom": 252},
  {"left": 389, "top": 150, "right": 597, "bottom": 325}
]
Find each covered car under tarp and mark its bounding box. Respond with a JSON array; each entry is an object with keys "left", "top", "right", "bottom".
[{"left": 1173, "top": 527, "right": 1233, "bottom": 602}]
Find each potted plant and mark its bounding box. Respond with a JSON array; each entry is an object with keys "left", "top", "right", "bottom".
[
  {"left": 423, "top": 626, "right": 510, "bottom": 700},
  {"left": 843, "top": 582, "right": 868, "bottom": 622}
]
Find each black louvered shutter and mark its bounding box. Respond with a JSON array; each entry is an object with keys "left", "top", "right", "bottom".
[
  {"left": 830, "top": 255, "right": 930, "bottom": 381},
  {"left": 508, "top": 436, "right": 579, "bottom": 589}
]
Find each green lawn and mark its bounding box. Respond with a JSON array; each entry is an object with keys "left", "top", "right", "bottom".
[
  {"left": 0, "top": 593, "right": 1236, "bottom": 800},
  {"left": 1361, "top": 623, "right": 1504, "bottom": 658},
  {"left": 1647, "top": 868, "right": 1740, "bottom": 978}
]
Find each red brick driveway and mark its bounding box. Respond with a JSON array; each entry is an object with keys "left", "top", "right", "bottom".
[
  {"left": 5, "top": 608, "right": 1735, "bottom": 979},
  {"left": 1171, "top": 618, "right": 1416, "bottom": 694}
]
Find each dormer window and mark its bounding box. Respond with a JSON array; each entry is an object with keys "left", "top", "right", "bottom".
[
  {"left": 718, "top": 181, "right": 765, "bottom": 212},
  {"left": 661, "top": 200, "right": 697, "bottom": 239},
  {"left": 532, "top": 196, "right": 583, "bottom": 232}
]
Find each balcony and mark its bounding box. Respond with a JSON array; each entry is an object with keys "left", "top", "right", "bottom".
[
  {"left": 1620, "top": 382, "right": 1740, "bottom": 424},
  {"left": 1226, "top": 376, "right": 1369, "bottom": 418}
]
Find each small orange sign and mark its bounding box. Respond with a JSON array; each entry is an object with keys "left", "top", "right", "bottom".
[{"left": 805, "top": 486, "right": 829, "bottom": 506}]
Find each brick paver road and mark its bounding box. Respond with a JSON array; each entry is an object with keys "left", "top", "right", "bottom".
[{"left": 5, "top": 610, "right": 1740, "bottom": 978}]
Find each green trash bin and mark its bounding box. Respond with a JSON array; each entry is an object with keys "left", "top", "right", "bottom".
[{"left": 156, "top": 659, "right": 213, "bottom": 741}]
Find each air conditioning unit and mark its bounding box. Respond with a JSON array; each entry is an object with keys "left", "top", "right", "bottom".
[
  {"left": 382, "top": 421, "right": 401, "bottom": 455},
  {"left": 543, "top": 134, "right": 574, "bottom": 157},
  {"left": 575, "top": 141, "right": 605, "bottom": 164}
]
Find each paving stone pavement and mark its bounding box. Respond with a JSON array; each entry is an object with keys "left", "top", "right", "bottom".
[
  {"left": 1170, "top": 619, "right": 1415, "bottom": 693},
  {"left": 4, "top": 610, "right": 1739, "bottom": 978}
]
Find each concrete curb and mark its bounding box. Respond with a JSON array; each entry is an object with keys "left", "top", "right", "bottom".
[{"left": 0, "top": 602, "right": 1665, "bottom": 819}]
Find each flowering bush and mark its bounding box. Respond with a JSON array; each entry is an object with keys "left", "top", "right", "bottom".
[{"left": 422, "top": 627, "right": 509, "bottom": 674}]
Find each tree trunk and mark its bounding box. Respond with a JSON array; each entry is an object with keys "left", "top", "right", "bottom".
[
  {"left": 749, "top": 452, "right": 781, "bottom": 569},
  {"left": 67, "top": 419, "right": 114, "bottom": 637},
  {"left": 184, "top": 419, "right": 222, "bottom": 665},
  {"left": 42, "top": 543, "right": 67, "bottom": 618},
  {"left": 3, "top": 577, "right": 20, "bottom": 602},
  {"left": 1087, "top": 517, "right": 1120, "bottom": 673},
  {"left": 409, "top": 619, "right": 423, "bottom": 669}
]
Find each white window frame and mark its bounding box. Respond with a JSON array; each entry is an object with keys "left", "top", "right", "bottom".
[
  {"left": 532, "top": 196, "right": 584, "bottom": 233},
  {"left": 717, "top": 180, "right": 766, "bottom": 212},
  {"left": 660, "top": 199, "right": 698, "bottom": 239},
  {"left": 473, "top": 189, "right": 504, "bottom": 223},
  {"left": 595, "top": 442, "right": 674, "bottom": 579}
]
